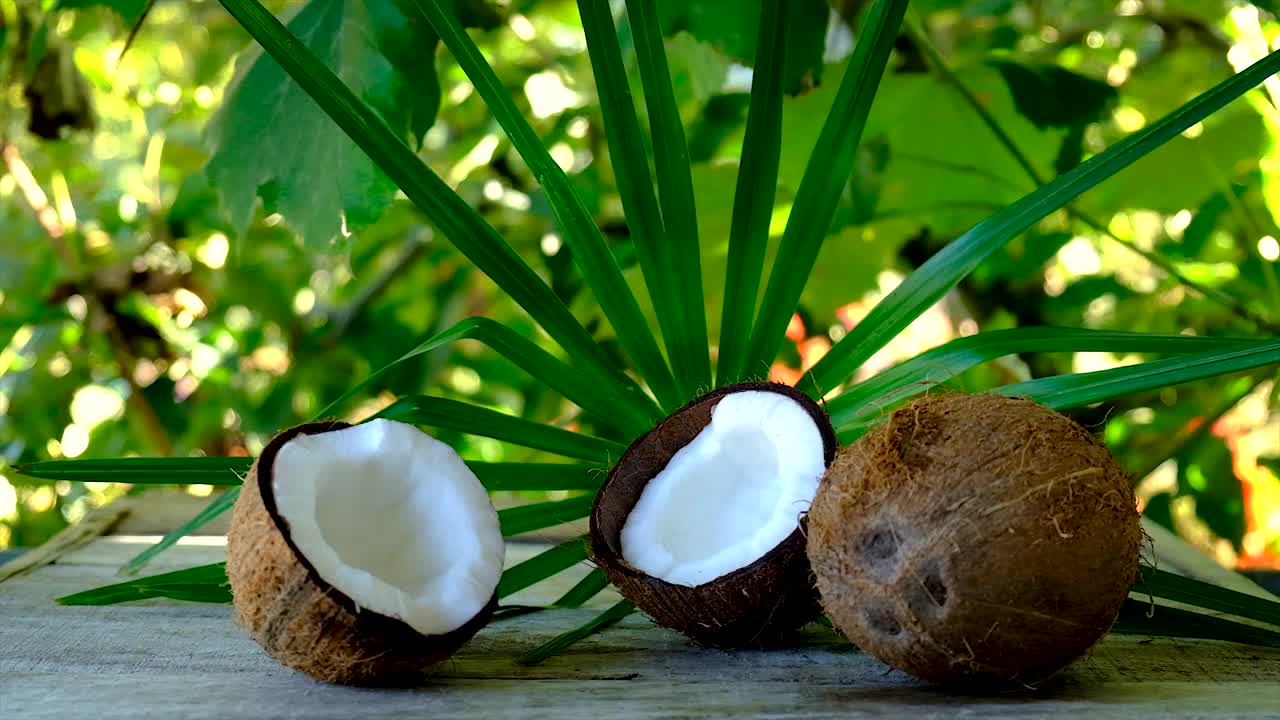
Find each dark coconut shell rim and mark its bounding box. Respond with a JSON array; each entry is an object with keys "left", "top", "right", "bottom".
[
  {"left": 589, "top": 381, "right": 838, "bottom": 592},
  {"left": 254, "top": 420, "right": 498, "bottom": 642}
]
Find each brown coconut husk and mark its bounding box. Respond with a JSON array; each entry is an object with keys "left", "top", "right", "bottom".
[
  {"left": 589, "top": 381, "right": 837, "bottom": 648},
  {"left": 226, "top": 421, "right": 496, "bottom": 686},
  {"left": 806, "top": 392, "right": 1143, "bottom": 686}
]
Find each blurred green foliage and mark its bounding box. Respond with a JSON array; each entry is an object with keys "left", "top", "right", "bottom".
[{"left": 1, "top": 0, "right": 1278, "bottom": 568}]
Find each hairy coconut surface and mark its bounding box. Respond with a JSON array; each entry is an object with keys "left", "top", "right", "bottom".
[
  {"left": 807, "top": 393, "right": 1143, "bottom": 686},
  {"left": 226, "top": 419, "right": 502, "bottom": 686},
  {"left": 590, "top": 382, "right": 837, "bottom": 647}
]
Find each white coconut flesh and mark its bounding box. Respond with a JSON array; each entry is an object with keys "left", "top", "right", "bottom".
[
  {"left": 620, "top": 390, "right": 827, "bottom": 587},
  {"left": 270, "top": 418, "right": 504, "bottom": 637}
]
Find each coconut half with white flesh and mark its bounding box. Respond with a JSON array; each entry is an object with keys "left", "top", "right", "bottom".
[
  {"left": 226, "top": 418, "right": 504, "bottom": 686},
  {"left": 589, "top": 382, "right": 837, "bottom": 647}
]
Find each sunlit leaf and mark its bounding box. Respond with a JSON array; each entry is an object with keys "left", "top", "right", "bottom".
[
  {"left": 214, "top": 0, "right": 647, "bottom": 416},
  {"left": 205, "top": 0, "right": 441, "bottom": 251},
  {"left": 801, "top": 49, "right": 1280, "bottom": 398},
  {"left": 827, "top": 327, "right": 1260, "bottom": 431},
  {"left": 994, "top": 342, "right": 1280, "bottom": 411}
]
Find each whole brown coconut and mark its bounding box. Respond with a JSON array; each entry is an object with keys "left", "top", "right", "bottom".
[
  {"left": 590, "top": 381, "right": 837, "bottom": 648},
  {"left": 227, "top": 420, "right": 501, "bottom": 686},
  {"left": 806, "top": 392, "right": 1143, "bottom": 686}
]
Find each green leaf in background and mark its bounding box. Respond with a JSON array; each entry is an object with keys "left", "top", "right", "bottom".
[
  {"left": 373, "top": 395, "right": 625, "bottom": 463},
  {"left": 744, "top": 0, "right": 910, "bottom": 379},
  {"left": 498, "top": 495, "right": 594, "bottom": 537},
  {"left": 994, "top": 342, "right": 1280, "bottom": 412},
  {"left": 11, "top": 456, "right": 254, "bottom": 485},
  {"left": 518, "top": 599, "right": 636, "bottom": 665},
  {"left": 577, "top": 0, "right": 685, "bottom": 400},
  {"left": 715, "top": 0, "right": 787, "bottom": 386},
  {"left": 497, "top": 536, "right": 588, "bottom": 599},
  {"left": 800, "top": 49, "right": 1280, "bottom": 399},
  {"left": 825, "top": 327, "right": 1260, "bottom": 430},
  {"left": 120, "top": 488, "right": 240, "bottom": 575},
  {"left": 12, "top": 456, "right": 602, "bottom": 493},
  {"left": 205, "top": 0, "right": 442, "bottom": 251},
  {"left": 313, "top": 316, "right": 659, "bottom": 436},
  {"left": 992, "top": 60, "right": 1118, "bottom": 131},
  {"left": 57, "top": 563, "right": 232, "bottom": 606},
  {"left": 411, "top": 0, "right": 680, "bottom": 411},
  {"left": 659, "top": 0, "right": 829, "bottom": 95},
  {"left": 624, "top": 0, "right": 712, "bottom": 399},
  {"left": 212, "top": 0, "right": 648, "bottom": 414}
]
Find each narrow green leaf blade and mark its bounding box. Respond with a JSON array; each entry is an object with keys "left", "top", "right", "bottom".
[
  {"left": 498, "top": 495, "right": 595, "bottom": 537},
  {"left": 214, "top": 0, "right": 639, "bottom": 411},
  {"left": 993, "top": 342, "right": 1280, "bottom": 411},
  {"left": 10, "top": 456, "right": 253, "bottom": 485},
  {"left": 120, "top": 488, "right": 240, "bottom": 575},
  {"left": 1136, "top": 565, "right": 1280, "bottom": 627},
  {"left": 497, "top": 536, "right": 588, "bottom": 599},
  {"left": 314, "top": 316, "right": 658, "bottom": 435},
  {"left": 801, "top": 49, "right": 1280, "bottom": 398},
  {"left": 518, "top": 599, "right": 636, "bottom": 665},
  {"left": 624, "top": 0, "right": 712, "bottom": 398},
  {"left": 1113, "top": 598, "right": 1280, "bottom": 649},
  {"left": 373, "top": 396, "right": 625, "bottom": 463},
  {"left": 717, "top": 0, "right": 788, "bottom": 386},
  {"left": 410, "top": 0, "right": 680, "bottom": 410},
  {"left": 743, "top": 0, "right": 910, "bottom": 379},
  {"left": 828, "top": 328, "right": 1260, "bottom": 430},
  {"left": 10, "top": 457, "right": 603, "bottom": 492},
  {"left": 469, "top": 462, "right": 604, "bottom": 492},
  {"left": 58, "top": 563, "right": 232, "bottom": 606},
  {"left": 554, "top": 568, "right": 610, "bottom": 608},
  {"left": 576, "top": 0, "right": 684, "bottom": 397}
]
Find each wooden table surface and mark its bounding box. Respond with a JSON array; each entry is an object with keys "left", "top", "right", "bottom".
[{"left": 3, "top": 494, "right": 1280, "bottom": 719}]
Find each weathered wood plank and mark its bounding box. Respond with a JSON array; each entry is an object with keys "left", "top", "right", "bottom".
[
  {"left": 4, "top": 499, "right": 1280, "bottom": 719},
  {"left": 3, "top": 674, "right": 1280, "bottom": 720},
  {"left": 2, "top": 603, "right": 1280, "bottom": 719}
]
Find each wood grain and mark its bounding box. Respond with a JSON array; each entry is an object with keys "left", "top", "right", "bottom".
[{"left": 3, "top": 498, "right": 1280, "bottom": 718}]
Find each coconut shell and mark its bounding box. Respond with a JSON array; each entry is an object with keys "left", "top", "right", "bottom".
[
  {"left": 589, "top": 382, "right": 837, "bottom": 648},
  {"left": 807, "top": 392, "right": 1143, "bottom": 687},
  {"left": 226, "top": 421, "right": 496, "bottom": 686}
]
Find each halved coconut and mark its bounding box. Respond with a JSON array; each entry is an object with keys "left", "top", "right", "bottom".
[
  {"left": 589, "top": 382, "right": 837, "bottom": 647},
  {"left": 226, "top": 418, "right": 504, "bottom": 686}
]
